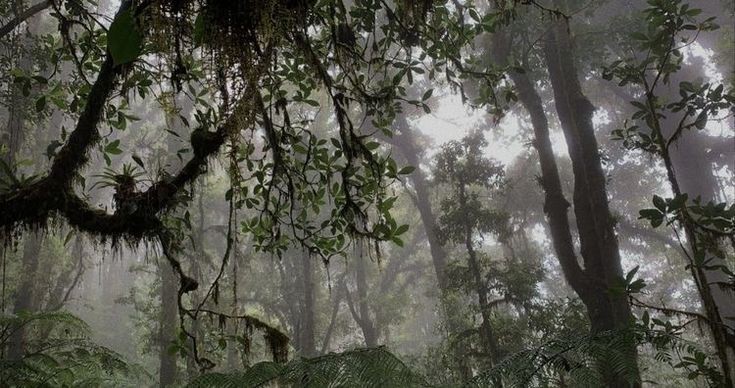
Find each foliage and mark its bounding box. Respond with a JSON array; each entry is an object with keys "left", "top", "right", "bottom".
[
  {"left": 435, "top": 130, "right": 509, "bottom": 244},
  {"left": 187, "top": 346, "right": 428, "bottom": 388},
  {"left": 188, "top": 322, "right": 721, "bottom": 388},
  {"left": 0, "top": 310, "right": 146, "bottom": 387}
]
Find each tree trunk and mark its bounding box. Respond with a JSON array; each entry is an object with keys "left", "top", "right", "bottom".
[
  {"left": 158, "top": 98, "right": 189, "bottom": 386},
  {"left": 458, "top": 184, "right": 500, "bottom": 371},
  {"left": 4, "top": 27, "right": 42, "bottom": 358},
  {"left": 387, "top": 118, "right": 472, "bottom": 380},
  {"left": 159, "top": 260, "right": 178, "bottom": 387},
  {"left": 644, "top": 65, "right": 735, "bottom": 385},
  {"left": 354, "top": 244, "right": 378, "bottom": 347},
  {"left": 390, "top": 118, "right": 450, "bottom": 290},
  {"left": 299, "top": 249, "right": 317, "bottom": 357},
  {"left": 542, "top": 19, "right": 639, "bottom": 386},
  {"left": 7, "top": 229, "right": 43, "bottom": 360},
  {"left": 660, "top": 62, "right": 735, "bottom": 364}
]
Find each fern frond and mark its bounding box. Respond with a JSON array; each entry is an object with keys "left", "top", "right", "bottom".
[{"left": 188, "top": 346, "right": 429, "bottom": 388}]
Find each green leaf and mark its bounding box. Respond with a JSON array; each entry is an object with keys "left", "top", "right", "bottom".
[
  {"left": 652, "top": 195, "right": 666, "bottom": 211},
  {"left": 35, "top": 96, "right": 46, "bottom": 112},
  {"left": 193, "top": 13, "right": 206, "bottom": 46},
  {"left": 395, "top": 224, "right": 409, "bottom": 236},
  {"left": 398, "top": 166, "right": 415, "bottom": 175},
  {"left": 105, "top": 139, "right": 122, "bottom": 155},
  {"left": 422, "top": 88, "right": 434, "bottom": 101},
  {"left": 107, "top": 9, "right": 142, "bottom": 66},
  {"left": 132, "top": 154, "right": 145, "bottom": 168},
  {"left": 391, "top": 237, "right": 404, "bottom": 247}
]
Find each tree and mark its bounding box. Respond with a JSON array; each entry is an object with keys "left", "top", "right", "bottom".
[
  {"left": 605, "top": 0, "right": 735, "bottom": 382},
  {"left": 482, "top": 3, "right": 641, "bottom": 384},
  {"left": 434, "top": 130, "right": 509, "bottom": 371}
]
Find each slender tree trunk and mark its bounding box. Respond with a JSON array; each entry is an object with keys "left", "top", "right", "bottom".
[
  {"left": 643, "top": 72, "right": 735, "bottom": 384},
  {"left": 659, "top": 63, "right": 735, "bottom": 361},
  {"left": 354, "top": 244, "right": 378, "bottom": 347},
  {"left": 159, "top": 260, "right": 178, "bottom": 387},
  {"left": 4, "top": 22, "right": 43, "bottom": 359},
  {"left": 44, "top": 235, "right": 85, "bottom": 312},
  {"left": 7, "top": 229, "right": 42, "bottom": 360},
  {"left": 158, "top": 99, "right": 189, "bottom": 386},
  {"left": 387, "top": 117, "right": 472, "bottom": 381},
  {"left": 391, "top": 120, "right": 449, "bottom": 290},
  {"left": 458, "top": 184, "right": 500, "bottom": 370},
  {"left": 299, "top": 249, "right": 317, "bottom": 357},
  {"left": 188, "top": 192, "right": 205, "bottom": 375},
  {"left": 320, "top": 279, "right": 345, "bottom": 354}
]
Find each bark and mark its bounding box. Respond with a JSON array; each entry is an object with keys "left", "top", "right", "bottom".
[
  {"left": 458, "top": 184, "right": 501, "bottom": 371},
  {"left": 386, "top": 118, "right": 472, "bottom": 380},
  {"left": 299, "top": 249, "right": 317, "bottom": 357},
  {"left": 643, "top": 65, "right": 735, "bottom": 385},
  {"left": 660, "top": 62, "right": 735, "bottom": 352},
  {"left": 353, "top": 244, "right": 378, "bottom": 347},
  {"left": 320, "top": 279, "right": 345, "bottom": 354},
  {"left": 159, "top": 259, "right": 178, "bottom": 387},
  {"left": 542, "top": 20, "right": 639, "bottom": 386},
  {"left": 0, "top": 0, "right": 51, "bottom": 39},
  {"left": 389, "top": 118, "right": 450, "bottom": 290},
  {"left": 7, "top": 229, "right": 43, "bottom": 360},
  {"left": 4, "top": 14, "right": 43, "bottom": 360}
]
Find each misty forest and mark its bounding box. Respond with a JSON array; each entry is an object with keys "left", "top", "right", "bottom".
[{"left": 0, "top": 0, "right": 734, "bottom": 386}]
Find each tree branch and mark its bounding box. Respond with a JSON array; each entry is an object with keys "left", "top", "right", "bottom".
[{"left": 0, "top": 0, "right": 51, "bottom": 39}]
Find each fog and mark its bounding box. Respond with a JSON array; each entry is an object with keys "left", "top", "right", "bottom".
[{"left": 1, "top": 0, "right": 734, "bottom": 387}]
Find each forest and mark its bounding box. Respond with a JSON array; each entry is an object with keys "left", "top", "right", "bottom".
[{"left": 0, "top": 0, "right": 733, "bottom": 386}]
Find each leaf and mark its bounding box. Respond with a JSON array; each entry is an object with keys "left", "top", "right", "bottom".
[
  {"left": 35, "top": 96, "right": 46, "bottom": 112},
  {"left": 693, "top": 111, "right": 707, "bottom": 129},
  {"left": 391, "top": 237, "right": 404, "bottom": 247},
  {"left": 105, "top": 139, "right": 122, "bottom": 155},
  {"left": 669, "top": 193, "right": 688, "bottom": 210},
  {"left": 625, "top": 265, "right": 640, "bottom": 284},
  {"left": 193, "top": 12, "right": 206, "bottom": 46},
  {"left": 63, "top": 231, "right": 74, "bottom": 246},
  {"left": 132, "top": 154, "right": 145, "bottom": 168},
  {"left": 107, "top": 9, "right": 142, "bottom": 66},
  {"left": 395, "top": 224, "right": 409, "bottom": 235},
  {"left": 652, "top": 195, "right": 666, "bottom": 211},
  {"left": 422, "top": 88, "right": 433, "bottom": 101},
  {"left": 398, "top": 166, "right": 415, "bottom": 175}
]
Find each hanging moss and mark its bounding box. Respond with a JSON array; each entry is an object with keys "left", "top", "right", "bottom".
[{"left": 264, "top": 326, "right": 290, "bottom": 364}]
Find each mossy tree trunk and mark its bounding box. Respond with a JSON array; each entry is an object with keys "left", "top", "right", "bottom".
[{"left": 542, "top": 20, "right": 640, "bottom": 387}]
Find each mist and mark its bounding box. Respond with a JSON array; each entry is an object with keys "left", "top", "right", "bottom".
[{"left": 1, "top": 0, "right": 734, "bottom": 387}]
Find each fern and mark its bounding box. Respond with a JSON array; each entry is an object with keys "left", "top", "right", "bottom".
[
  {"left": 468, "top": 325, "right": 719, "bottom": 387},
  {"left": 189, "top": 324, "right": 718, "bottom": 387},
  {"left": 188, "top": 346, "right": 429, "bottom": 388},
  {"left": 0, "top": 310, "right": 147, "bottom": 387}
]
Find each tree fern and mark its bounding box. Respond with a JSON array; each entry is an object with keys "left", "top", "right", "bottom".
[{"left": 1, "top": 310, "right": 147, "bottom": 387}]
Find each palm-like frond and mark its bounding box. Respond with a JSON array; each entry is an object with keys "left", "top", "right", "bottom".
[
  {"left": 188, "top": 346, "right": 429, "bottom": 388},
  {"left": 0, "top": 310, "right": 147, "bottom": 387}
]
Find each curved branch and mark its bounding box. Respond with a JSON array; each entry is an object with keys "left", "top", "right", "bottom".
[{"left": 0, "top": 0, "right": 51, "bottom": 38}]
